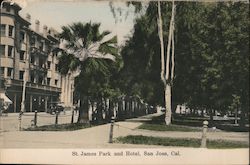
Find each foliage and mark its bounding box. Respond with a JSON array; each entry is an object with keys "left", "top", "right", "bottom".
[
  {"left": 58, "top": 22, "right": 121, "bottom": 98},
  {"left": 57, "top": 22, "right": 120, "bottom": 123},
  {"left": 116, "top": 135, "right": 249, "bottom": 148},
  {"left": 173, "top": 2, "right": 249, "bottom": 117},
  {"left": 119, "top": 2, "right": 169, "bottom": 106},
  {"left": 119, "top": 1, "right": 249, "bottom": 120}
]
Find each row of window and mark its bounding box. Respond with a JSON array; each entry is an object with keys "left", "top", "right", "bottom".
[
  {"left": 30, "top": 55, "right": 58, "bottom": 71},
  {"left": 1, "top": 24, "right": 59, "bottom": 54},
  {"left": 1, "top": 24, "right": 26, "bottom": 44},
  {"left": 30, "top": 73, "right": 58, "bottom": 86},
  {"left": 0, "top": 67, "right": 59, "bottom": 86},
  {"left": 0, "top": 67, "right": 13, "bottom": 78},
  {"left": 0, "top": 67, "right": 25, "bottom": 80},
  {"left": 0, "top": 45, "right": 26, "bottom": 60},
  {"left": 5, "top": 5, "right": 12, "bottom": 12},
  {"left": 0, "top": 45, "right": 58, "bottom": 71},
  {"left": 0, "top": 45, "right": 14, "bottom": 58},
  {"left": 0, "top": 24, "right": 14, "bottom": 38},
  {"left": 30, "top": 36, "right": 50, "bottom": 52}
]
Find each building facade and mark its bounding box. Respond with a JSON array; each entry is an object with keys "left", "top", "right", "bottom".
[{"left": 0, "top": 2, "right": 74, "bottom": 112}]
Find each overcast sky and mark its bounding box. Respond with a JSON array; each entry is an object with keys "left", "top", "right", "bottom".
[{"left": 14, "top": 0, "right": 136, "bottom": 45}]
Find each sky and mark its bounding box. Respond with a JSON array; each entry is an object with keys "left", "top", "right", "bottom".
[{"left": 13, "top": 0, "right": 136, "bottom": 45}]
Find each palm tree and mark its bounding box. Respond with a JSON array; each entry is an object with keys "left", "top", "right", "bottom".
[{"left": 57, "top": 22, "right": 118, "bottom": 123}]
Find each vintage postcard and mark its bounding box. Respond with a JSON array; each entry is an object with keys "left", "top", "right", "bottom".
[{"left": 0, "top": 0, "right": 249, "bottom": 164}]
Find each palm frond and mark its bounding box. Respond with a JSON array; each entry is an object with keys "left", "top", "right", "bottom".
[
  {"left": 59, "top": 26, "right": 74, "bottom": 43},
  {"left": 97, "top": 30, "right": 111, "bottom": 42},
  {"left": 59, "top": 22, "right": 118, "bottom": 71},
  {"left": 91, "top": 23, "right": 101, "bottom": 42},
  {"left": 103, "top": 35, "right": 118, "bottom": 45},
  {"left": 99, "top": 44, "right": 118, "bottom": 56}
]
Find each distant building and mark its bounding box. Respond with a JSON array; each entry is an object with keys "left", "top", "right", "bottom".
[{"left": 0, "top": 2, "right": 74, "bottom": 112}]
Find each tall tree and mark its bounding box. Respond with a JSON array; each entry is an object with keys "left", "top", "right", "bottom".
[
  {"left": 157, "top": 0, "right": 176, "bottom": 125},
  {"left": 57, "top": 22, "right": 118, "bottom": 123},
  {"left": 173, "top": 2, "right": 249, "bottom": 124},
  {"left": 115, "top": 1, "right": 249, "bottom": 126}
]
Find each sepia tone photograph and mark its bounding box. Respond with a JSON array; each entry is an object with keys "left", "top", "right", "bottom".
[{"left": 0, "top": 0, "right": 249, "bottom": 164}]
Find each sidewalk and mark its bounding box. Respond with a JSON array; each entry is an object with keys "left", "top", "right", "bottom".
[
  {"left": 0, "top": 111, "right": 78, "bottom": 132},
  {"left": 0, "top": 113, "right": 249, "bottom": 148}
]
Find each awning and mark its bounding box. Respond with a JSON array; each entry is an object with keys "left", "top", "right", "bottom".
[{"left": 0, "top": 92, "right": 13, "bottom": 104}]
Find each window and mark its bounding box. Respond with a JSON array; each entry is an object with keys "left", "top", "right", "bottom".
[
  {"left": 6, "top": 6, "right": 10, "bottom": 12},
  {"left": 55, "top": 64, "right": 58, "bottom": 71},
  {"left": 47, "top": 61, "right": 51, "bottom": 69},
  {"left": 53, "top": 52, "right": 58, "bottom": 57},
  {"left": 38, "top": 76, "right": 43, "bottom": 84},
  {"left": 55, "top": 79, "right": 58, "bottom": 86},
  {"left": 20, "top": 31, "right": 25, "bottom": 43},
  {"left": 47, "top": 78, "right": 51, "bottom": 85},
  {"left": 8, "top": 46, "right": 13, "bottom": 57},
  {"left": 19, "top": 71, "right": 25, "bottom": 80},
  {"left": 7, "top": 68, "right": 13, "bottom": 78},
  {"left": 44, "top": 44, "right": 49, "bottom": 52},
  {"left": 0, "top": 25, "right": 6, "bottom": 36},
  {"left": 30, "top": 37, "right": 35, "bottom": 46},
  {"left": 30, "top": 55, "right": 35, "bottom": 64},
  {"left": 39, "top": 42, "right": 44, "bottom": 51},
  {"left": 0, "top": 67, "right": 4, "bottom": 75},
  {"left": 30, "top": 73, "right": 35, "bottom": 83},
  {"left": 36, "top": 38, "right": 41, "bottom": 48},
  {"left": 8, "top": 25, "right": 14, "bottom": 37},
  {"left": 39, "top": 58, "right": 44, "bottom": 68},
  {"left": 20, "top": 51, "right": 25, "bottom": 60},
  {"left": 0, "top": 45, "right": 5, "bottom": 56}
]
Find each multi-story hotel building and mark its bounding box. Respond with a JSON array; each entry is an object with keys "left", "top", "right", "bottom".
[{"left": 0, "top": 1, "right": 74, "bottom": 112}]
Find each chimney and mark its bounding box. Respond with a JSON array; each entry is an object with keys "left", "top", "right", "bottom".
[
  {"left": 49, "top": 28, "right": 54, "bottom": 36},
  {"left": 26, "top": 13, "right": 31, "bottom": 22},
  {"left": 35, "top": 20, "right": 40, "bottom": 33},
  {"left": 43, "top": 25, "right": 48, "bottom": 37}
]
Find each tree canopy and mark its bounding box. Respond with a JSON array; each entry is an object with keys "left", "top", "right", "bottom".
[{"left": 119, "top": 1, "right": 249, "bottom": 119}]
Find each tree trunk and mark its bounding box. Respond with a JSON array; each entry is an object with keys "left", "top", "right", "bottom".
[
  {"left": 96, "top": 98, "right": 104, "bottom": 124},
  {"left": 239, "top": 111, "right": 244, "bottom": 127},
  {"left": 201, "top": 109, "right": 204, "bottom": 117},
  {"left": 234, "top": 107, "right": 238, "bottom": 125},
  {"left": 171, "top": 102, "right": 177, "bottom": 121},
  {"left": 165, "top": 84, "right": 172, "bottom": 125},
  {"left": 77, "top": 96, "right": 90, "bottom": 124},
  {"left": 209, "top": 109, "right": 214, "bottom": 126}
]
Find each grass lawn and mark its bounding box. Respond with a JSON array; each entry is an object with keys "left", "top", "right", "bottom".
[
  {"left": 138, "top": 123, "right": 201, "bottom": 132},
  {"left": 116, "top": 135, "right": 249, "bottom": 149},
  {"left": 147, "top": 114, "right": 249, "bottom": 132},
  {"left": 24, "top": 123, "right": 91, "bottom": 131}
]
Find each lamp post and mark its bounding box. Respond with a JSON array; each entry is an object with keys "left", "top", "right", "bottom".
[{"left": 0, "top": 0, "right": 14, "bottom": 91}]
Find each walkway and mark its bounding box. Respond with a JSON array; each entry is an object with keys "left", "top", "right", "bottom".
[{"left": 0, "top": 113, "right": 249, "bottom": 148}]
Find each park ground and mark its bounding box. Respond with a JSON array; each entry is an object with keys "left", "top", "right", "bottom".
[{"left": 0, "top": 112, "right": 248, "bottom": 148}]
